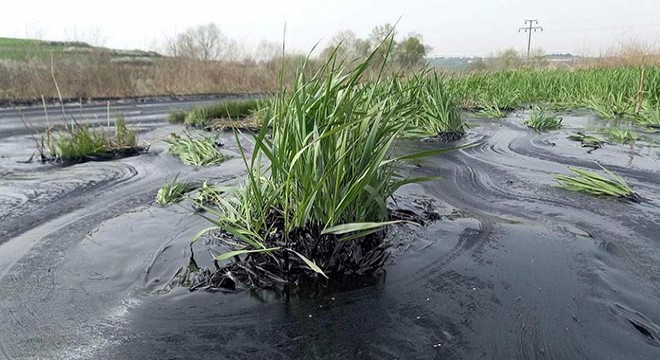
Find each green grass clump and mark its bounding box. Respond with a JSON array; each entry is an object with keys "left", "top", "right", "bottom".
[
  {"left": 183, "top": 99, "right": 266, "bottom": 127},
  {"left": 165, "top": 132, "right": 227, "bottom": 166},
  {"left": 402, "top": 72, "right": 465, "bottom": 139},
  {"left": 603, "top": 127, "right": 636, "bottom": 144},
  {"left": 49, "top": 125, "right": 107, "bottom": 159},
  {"left": 167, "top": 111, "right": 187, "bottom": 124},
  {"left": 446, "top": 67, "right": 660, "bottom": 123},
  {"left": 634, "top": 104, "right": 660, "bottom": 128},
  {"left": 568, "top": 132, "right": 603, "bottom": 151},
  {"left": 524, "top": 106, "right": 562, "bottom": 132},
  {"left": 555, "top": 164, "right": 641, "bottom": 202},
  {"left": 194, "top": 42, "right": 459, "bottom": 281},
  {"left": 46, "top": 116, "right": 140, "bottom": 161},
  {"left": 476, "top": 105, "right": 505, "bottom": 119},
  {"left": 584, "top": 93, "right": 634, "bottom": 119},
  {"left": 156, "top": 176, "right": 195, "bottom": 205},
  {"left": 112, "top": 116, "right": 138, "bottom": 148},
  {"left": 192, "top": 181, "right": 224, "bottom": 210},
  {"left": 183, "top": 108, "right": 209, "bottom": 127}
]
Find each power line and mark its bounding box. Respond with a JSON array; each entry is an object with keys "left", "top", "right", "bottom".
[{"left": 519, "top": 19, "right": 543, "bottom": 60}]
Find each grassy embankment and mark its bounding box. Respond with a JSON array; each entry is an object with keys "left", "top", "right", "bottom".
[{"left": 0, "top": 37, "right": 279, "bottom": 101}]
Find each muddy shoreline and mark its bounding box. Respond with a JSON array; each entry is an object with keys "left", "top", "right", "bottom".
[{"left": 0, "top": 104, "right": 659, "bottom": 359}]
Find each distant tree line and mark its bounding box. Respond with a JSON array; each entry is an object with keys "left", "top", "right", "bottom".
[
  {"left": 164, "top": 23, "right": 432, "bottom": 69},
  {"left": 319, "top": 23, "right": 431, "bottom": 68}
]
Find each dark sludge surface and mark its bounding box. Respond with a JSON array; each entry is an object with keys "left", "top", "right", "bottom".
[
  {"left": 188, "top": 200, "right": 440, "bottom": 293},
  {"left": 0, "top": 106, "right": 659, "bottom": 359}
]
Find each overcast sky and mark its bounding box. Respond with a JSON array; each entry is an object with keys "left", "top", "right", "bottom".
[{"left": 2, "top": 0, "right": 659, "bottom": 56}]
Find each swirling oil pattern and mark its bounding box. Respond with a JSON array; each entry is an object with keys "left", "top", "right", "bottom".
[{"left": 0, "top": 103, "right": 658, "bottom": 360}]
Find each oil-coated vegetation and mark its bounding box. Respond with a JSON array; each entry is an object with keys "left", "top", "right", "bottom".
[
  {"left": 191, "top": 181, "right": 224, "bottom": 210},
  {"left": 165, "top": 132, "right": 227, "bottom": 166},
  {"left": 181, "top": 98, "right": 267, "bottom": 127},
  {"left": 568, "top": 132, "right": 604, "bottom": 152},
  {"left": 191, "top": 41, "right": 462, "bottom": 290},
  {"left": 40, "top": 116, "right": 145, "bottom": 163},
  {"left": 156, "top": 176, "right": 195, "bottom": 205},
  {"left": 555, "top": 164, "right": 641, "bottom": 203}
]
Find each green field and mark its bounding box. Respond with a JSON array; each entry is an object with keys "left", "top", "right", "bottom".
[{"left": 0, "top": 37, "right": 159, "bottom": 61}]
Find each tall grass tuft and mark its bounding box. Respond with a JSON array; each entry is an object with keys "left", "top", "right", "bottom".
[
  {"left": 476, "top": 105, "right": 505, "bottom": 119},
  {"left": 45, "top": 116, "right": 142, "bottom": 162},
  {"left": 524, "top": 106, "right": 562, "bottom": 132},
  {"left": 584, "top": 93, "right": 633, "bottom": 119},
  {"left": 603, "top": 127, "right": 636, "bottom": 144},
  {"left": 634, "top": 104, "right": 660, "bottom": 128},
  {"left": 193, "top": 41, "right": 461, "bottom": 288},
  {"left": 401, "top": 72, "right": 465, "bottom": 140}
]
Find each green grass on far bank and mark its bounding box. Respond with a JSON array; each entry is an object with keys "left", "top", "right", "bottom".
[
  {"left": 0, "top": 37, "right": 160, "bottom": 61},
  {"left": 168, "top": 98, "right": 267, "bottom": 128},
  {"left": 445, "top": 66, "right": 660, "bottom": 127}
]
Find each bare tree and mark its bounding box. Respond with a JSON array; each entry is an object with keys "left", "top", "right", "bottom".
[
  {"left": 369, "top": 23, "right": 396, "bottom": 49},
  {"left": 165, "top": 23, "right": 227, "bottom": 61},
  {"left": 255, "top": 40, "right": 281, "bottom": 63},
  {"left": 193, "top": 23, "right": 224, "bottom": 60},
  {"left": 320, "top": 30, "right": 359, "bottom": 60},
  {"left": 223, "top": 39, "right": 245, "bottom": 62}
]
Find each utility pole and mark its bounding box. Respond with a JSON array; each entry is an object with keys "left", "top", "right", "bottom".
[{"left": 519, "top": 19, "right": 543, "bottom": 60}]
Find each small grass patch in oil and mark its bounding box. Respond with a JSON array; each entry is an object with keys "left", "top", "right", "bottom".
[
  {"left": 43, "top": 115, "right": 145, "bottom": 163},
  {"left": 192, "top": 181, "right": 224, "bottom": 210},
  {"left": 555, "top": 164, "right": 641, "bottom": 203},
  {"left": 523, "top": 106, "right": 562, "bottom": 132},
  {"left": 567, "top": 132, "right": 604, "bottom": 152},
  {"left": 603, "top": 127, "right": 636, "bottom": 144},
  {"left": 476, "top": 105, "right": 505, "bottom": 119},
  {"left": 167, "top": 111, "right": 187, "bottom": 124},
  {"left": 156, "top": 175, "right": 195, "bottom": 205},
  {"left": 183, "top": 98, "right": 267, "bottom": 128},
  {"left": 165, "top": 132, "right": 227, "bottom": 166}
]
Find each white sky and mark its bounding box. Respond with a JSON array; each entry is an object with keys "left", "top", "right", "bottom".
[{"left": 2, "top": 0, "right": 660, "bottom": 56}]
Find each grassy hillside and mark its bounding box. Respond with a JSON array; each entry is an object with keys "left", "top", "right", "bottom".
[
  {"left": 0, "top": 36, "right": 277, "bottom": 101},
  {"left": 0, "top": 37, "right": 161, "bottom": 62}
]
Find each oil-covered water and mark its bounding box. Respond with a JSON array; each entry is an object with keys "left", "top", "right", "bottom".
[{"left": 0, "top": 104, "right": 658, "bottom": 359}]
